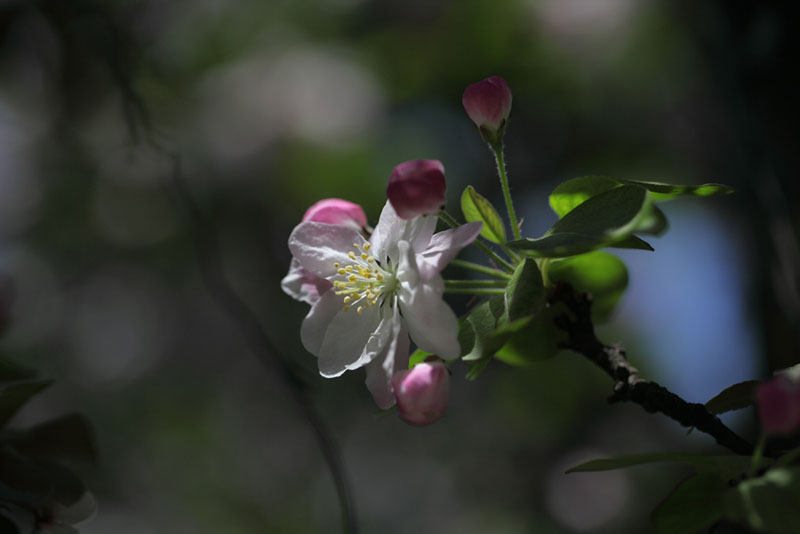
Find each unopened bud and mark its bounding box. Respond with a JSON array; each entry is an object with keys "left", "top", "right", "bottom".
[
  {"left": 302, "top": 198, "right": 367, "bottom": 228},
  {"left": 386, "top": 159, "right": 446, "bottom": 220},
  {"left": 462, "top": 75, "right": 512, "bottom": 145},
  {"left": 391, "top": 362, "right": 449, "bottom": 426},
  {"left": 757, "top": 372, "right": 800, "bottom": 436}
]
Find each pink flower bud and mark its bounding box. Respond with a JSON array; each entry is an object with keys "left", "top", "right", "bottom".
[
  {"left": 391, "top": 362, "right": 449, "bottom": 426},
  {"left": 756, "top": 373, "right": 800, "bottom": 436},
  {"left": 462, "top": 76, "right": 512, "bottom": 143},
  {"left": 386, "top": 159, "right": 447, "bottom": 220},
  {"left": 302, "top": 198, "right": 367, "bottom": 228}
]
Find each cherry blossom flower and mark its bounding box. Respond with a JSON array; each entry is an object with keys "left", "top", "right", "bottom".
[
  {"left": 287, "top": 201, "right": 481, "bottom": 408},
  {"left": 281, "top": 198, "right": 367, "bottom": 305},
  {"left": 392, "top": 361, "right": 450, "bottom": 425}
]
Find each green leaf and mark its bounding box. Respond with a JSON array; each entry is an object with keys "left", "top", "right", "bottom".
[
  {"left": 622, "top": 179, "right": 734, "bottom": 201},
  {"left": 0, "top": 381, "right": 52, "bottom": 427},
  {"left": 460, "top": 297, "right": 507, "bottom": 363},
  {"left": 548, "top": 252, "right": 628, "bottom": 323},
  {"left": 634, "top": 202, "right": 669, "bottom": 236},
  {"left": 459, "top": 297, "right": 530, "bottom": 380},
  {"left": 549, "top": 175, "right": 620, "bottom": 217},
  {"left": 8, "top": 414, "right": 96, "bottom": 462},
  {"left": 610, "top": 235, "right": 654, "bottom": 251},
  {"left": 461, "top": 186, "right": 506, "bottom": 244},
  {"left": 705, "top": 380, "right": 759, "bottom": 416},
  {"left": 566, "top": 452, "right": 764, "bottom": 480},
  {"left": 509, "top": 185, "right": 651, "bottom": 258},
  {"left": 504, "top": 258, "right": 544, "bottom": 321},
  {"left": 723, "top": 467, "right": 800, "bottom": 533},
  {"left": 652, "top": 473, "right": 727, "bottom": 534},
  {"left": 494, "top": 306, "right": 564, "bottom": 367},
  {"left": 0, "top": 358, "right": 37, "bottom": 383},
  {"left": 408, "top": 349, "right": 432, "bottom": 369}
]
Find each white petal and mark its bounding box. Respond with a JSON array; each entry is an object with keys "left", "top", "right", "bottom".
[
  {"left": 369, "top": 201, "right": 436, "bottom": 266},
  {"left": 318, "top": 303, "right": 382, "bottom": 377},
  {"left": 288, "top": 222, "right": 367, "bottom": 280},
  {"left": 397, "top": 242, "right": 460, "bottom": 359},
  {"left": 418, "top": 222, "right": 483, "bottom": 280},
  {"left": 365, "top": 309, "right": 410, "bottom": 409},
  {"left": 300, "top": 289, "right": 345, "bottom": 356},
  {"left": 281, "top": 259, "right": 333, "bottom": 305}
]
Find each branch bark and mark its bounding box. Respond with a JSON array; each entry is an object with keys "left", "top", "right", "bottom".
[{"left": 550, "top": 283, "right": 753, "bottom": 456}]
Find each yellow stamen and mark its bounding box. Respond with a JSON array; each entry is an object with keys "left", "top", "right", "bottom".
[
  {"left": 363, "top": 243, "right": 371, "bottom": 251},
  {"left": 357, "top": 306, "right": 363, "bottom": 315}
]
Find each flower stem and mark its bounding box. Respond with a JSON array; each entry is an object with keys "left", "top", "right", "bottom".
[
  {"left": 439, "top": 211, "right": 515, "bottom": 272},
  {"left": 444, "top": 287, "right": 506, "bottom": 295},
  {"left": 491, "top": 142, "right": 521, "bottom": 241},
  {"left": 749, "top": 434, "right": 767, "bottom": 478},
  {"left": 445, "top": 279, "right": 508, "bottom": 288},
  {"left": 449, "top": 259, "right": 511, "bottom": 279}
]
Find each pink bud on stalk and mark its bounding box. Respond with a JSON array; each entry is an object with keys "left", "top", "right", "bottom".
[
  {"left": 462, "top": 75, "right": 512, "bottom": 145},
  {"left": 757, "top": 372, "right": 800, "bottom": 436},
  {"left": 302, "top": 198, "right": 367, "bottom": 228},
  {"left": 391, "top": 362, "right": 450, "bottom": 426},
  {"left": 282, "top": 198, "right": 368, "bottom": 306},
  {"left": 386, "top": 159, "right": 447, "bottom": 220}
]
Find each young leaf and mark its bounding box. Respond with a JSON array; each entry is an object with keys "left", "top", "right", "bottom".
[
  {"left": 566, "top": 452, "right": 765, "bottom": 480},
  {"left": 549, "top": 175, "right": 620, "bottom": 217},
  {"left": 459, "top": 297, "right": 534, "bottom": 380},
  {"left": 0, "top": 380, "right": 52, "bottom": 427},
  {"left": 508, "top": 185, "right": 651, "bottom": 257},
  {"left": 494, "top": 306, "right": 563, "bottom": 367},
  {"left": 504, "top": 258, "right": 544, "bottom": 321},
  {"left": 461, "top": 186, "right": 506, "bottom": 244},
  {"left": 459, "top": 297, "right": 508, "bottom": 363},
  {"left": 705, "top": 380, "right": 759, "bottom": 415},
  {"left": 652, "top": 473, "right": 727, "bottom": 534},
  {"left": 621, "top": 179, "right": 734, "bottom": 201},
  {"left": 611, "top": 235, "right": 654, "bottom": 251},
  {"left": 548, "top": 252, "right": 628, "bottom": 323},
  {"left": 723, "top": 467, "right": 800, "bottom": 533},
  {"left": 634, "top": 202, "right": 669, "bottom": 236}
]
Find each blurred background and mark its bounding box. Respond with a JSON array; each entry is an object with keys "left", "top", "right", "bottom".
[{"left": 1, "top": 0, "right": 798, "bottom": 532}]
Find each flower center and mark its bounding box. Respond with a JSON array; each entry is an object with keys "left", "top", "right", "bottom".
[{"left": 332, "top": 242, "right": 396, "bottom": 315}]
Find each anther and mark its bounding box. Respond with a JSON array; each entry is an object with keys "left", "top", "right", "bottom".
[
  {"left": 343, "top": 305, "right": 350, "bottom": 312},
  {"left": 343, "top": 296, "right": 351, "bottom": 304},
  {"left": 357, "top": 306, "right": 364, "bottom": 315},
  {"left": 363, "top": 243, "right": 371, "bottom": 251}
]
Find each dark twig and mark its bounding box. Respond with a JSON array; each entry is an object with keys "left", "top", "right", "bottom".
[{"left": 550, "top": 283, "right": 753, "bottom": 456}]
